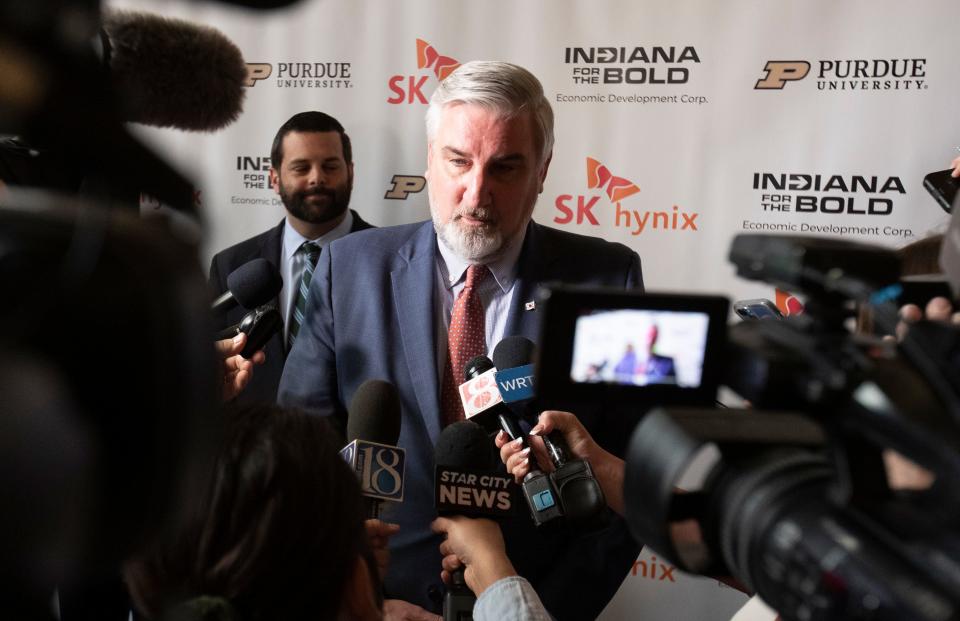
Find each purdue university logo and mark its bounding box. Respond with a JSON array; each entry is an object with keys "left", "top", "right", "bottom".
[
  {"left": 755, "top": 61, "right": 811, "bottom": 89},
  {"left": 245, "top": 63, "right": 273, "bottom": 87},
  {"left": 384, "top": 175, "right": 426, "bottom": 200}
]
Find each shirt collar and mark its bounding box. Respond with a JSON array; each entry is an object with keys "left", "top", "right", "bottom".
[
  {"left": 436, "top": 224, "right": 527, "bottom": 293},
  {"left": 283, "top": 210, "right": 354, "bottom": 260}
]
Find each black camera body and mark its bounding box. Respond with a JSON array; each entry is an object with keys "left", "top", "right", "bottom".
[
  {"left": 535, "top": 287, "right": 730, "bottom": 411},
  {"left": 540, "top": 234, "right": 960, "bottom": 621}
]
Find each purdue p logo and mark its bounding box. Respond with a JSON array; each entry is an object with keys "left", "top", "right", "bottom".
[
  {"left": 755, "top": 61, "right": 810, "bottom": 89},
  {"left": 245, "top": 63, "right": 273, "bottom": 87},
  {"left": 384, "top": 175, "right": 426, "bottom": 200}
]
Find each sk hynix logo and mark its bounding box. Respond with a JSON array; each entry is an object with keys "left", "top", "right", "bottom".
[
  {"left": 555, "top": 157, "right": 640, "bottom": 225},
  {"left": 775, "top": 289, "right": 805, "bottom": 316},
  {"left": 555, "top": 157, "right": 698, "bottom": 235},
  {"left": 587, "top": 156, "right": 640, "bottom": 203},
  {"left": 387, "top": 39, "right": 461, "bottom": 104},
  {"left": 631, "top": 554, "right": 677, "bottom": 583},
  {"left": 417, "top": 38, "right": 460, "bottom": 81}
]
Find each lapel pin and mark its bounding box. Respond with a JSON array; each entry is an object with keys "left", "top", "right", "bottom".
[{"left": 525, "top": 300, "right": 536, "bottom": 311}]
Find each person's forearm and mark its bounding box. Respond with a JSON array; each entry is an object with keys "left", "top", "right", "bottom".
[
  {"left": 471, "top": 552, "right": 519, "bottom": 596},
  {"left": 473, "top": 576, "right": 552, "bottom": 621}
]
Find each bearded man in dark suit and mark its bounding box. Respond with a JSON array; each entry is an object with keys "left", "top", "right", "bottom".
[{"left": 209, "top": 111, "right": 373, "bottom": 404}]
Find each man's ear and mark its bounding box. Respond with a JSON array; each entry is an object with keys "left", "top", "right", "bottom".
[
  {"left": 339, "top": 556, "right": 380, "bottom": 621},
  {"left": 537, "top": 152, "right": 553, "bottom": 193},
  {"left": 269, "top": 167, "right": 281, "bottom": 194},
  {"left": 424, "top": 142, "right": 433, "bottom": 180}
]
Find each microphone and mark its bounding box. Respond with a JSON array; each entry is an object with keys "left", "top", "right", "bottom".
[
  {"left": 435, "top": 420, "right": 517, "bottom": 517},
  {"left": 457, "top": 355, "right": 510, "bottom": 433},
  {"left": 211, "top": 258, "right": 282, "bottom": 315},
  {"left": 461, "top": 356, "right": 562, "bottom": 528},
  {"left": 492, "top": 337, "right": 607, "bottom": 526},
  {"left": 215, "top": 305, "right": 282, "bottom": 359},
  {"left": 492, "top": 337, "right": 567, "bottom": 465},
  {"left": 0, "top": 9, "right": 245, "bottom": 217},
  {"left": 460, "top": 355, "right": 526, "bottom": 440},
  {"left": 101, "top": 10, "right": 247, "bottom": 131},
  {"left": 434, "top": 421, "right": 517, "bottom": 621},
  {"left": 340, "top": 379, "right": 406, "bottom": 519}
]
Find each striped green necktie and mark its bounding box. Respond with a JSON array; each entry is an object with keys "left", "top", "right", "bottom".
[{"left": 288, "top": 241, "right": 321, "bottom": 350}]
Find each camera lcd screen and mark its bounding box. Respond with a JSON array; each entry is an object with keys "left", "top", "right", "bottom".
[
  {"left": 571, "top": 309, "right": 709, "bottom": 388},
  {"left": 536, "top": 286, "right": 729, "bottom": 409}
]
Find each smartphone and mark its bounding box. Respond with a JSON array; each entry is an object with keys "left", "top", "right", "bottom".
[
  {"left": 923, "top": 169, "right": 960, "bottom": 213},
  {"left": 733, "top": 298, "right": 783, "bottom": 321}
]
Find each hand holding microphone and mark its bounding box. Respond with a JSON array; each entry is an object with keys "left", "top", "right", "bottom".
[
  {"left": 364, "top": 518, "right": 401, "bottom": 579},
  {"left": 431, "top": 516, "right": 517, "bottom": 598},
  {"left": 216, "top": 305, "right": 283, "bottom": 359},
  {"left": 459, "top": 356, "right": 563, "bottom": 528},
  {"left": 433, "top": 420, "right": 518, "bottom": 619},
  {"left": 215, "top": 332, "right": 266, "bottom": 402},
  {"left": 430, "top": 421, "right": 551, "bottom": 621},
  {"left": 496, "top": 411, "right": 626, "bottom": 518},
  {"left": 496, "top": 410, "right": 599, "bottom": 479},
  {"left": 492, "top": 336, "right": 608, "bottom": 526}
]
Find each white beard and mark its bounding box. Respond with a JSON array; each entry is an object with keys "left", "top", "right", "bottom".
[{"left": 432, "top": 209, "right": 504, "bottom": 262}]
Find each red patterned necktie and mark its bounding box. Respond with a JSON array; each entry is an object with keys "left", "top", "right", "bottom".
[{"left": 440, "top": 264, "right": 489, "bottom": 427}]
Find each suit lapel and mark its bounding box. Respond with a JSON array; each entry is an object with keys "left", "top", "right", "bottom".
[
  {"left": 261, "top": 219, "right": 287, "bottom": 357},
  {"left": 261, "top": 219, "right": 285, "bottom": 310},
  {"left": 261, "top": 218, "right": 285, "bottom": 269},
  {"left": 505, "top": 222, "right": 556, "bottom": 343},
  {"left": 391, "top": 223, "right": 443, "bottom": 444}
]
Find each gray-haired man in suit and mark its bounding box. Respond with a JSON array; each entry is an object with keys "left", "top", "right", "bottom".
[{"left": 280, "top": 62, "right": 642, "bottom": 621}]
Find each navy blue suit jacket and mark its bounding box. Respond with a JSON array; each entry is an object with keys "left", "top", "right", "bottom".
[
  {"left": 278, "top": 219, "right": 643, "bottom": 619},
  {"left": 208, "top": 211, "right": 373, "bottom": 404}
]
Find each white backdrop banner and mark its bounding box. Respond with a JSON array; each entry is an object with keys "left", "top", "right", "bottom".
[{"left": 108, "top": 0, "right": 958, "bottom": 618}]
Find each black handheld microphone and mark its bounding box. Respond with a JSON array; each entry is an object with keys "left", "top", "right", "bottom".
[
  {"left": 491, "top": 337, "right": 569, "bottom": 465},
  {"left": 459, "top": 355, "right": 523, "bottom": 437},
  {"left": 211, "top": 258, "right": 282, "bottom": 315},
  {"left": 215, "top": 305, "right": 282, "bottom": 359},
  {"left": 341, "top": 379, "right": 405, "bottom": 519},
  {"left": 462, "top": 356, "right": 563, "bottom": 528},
  {"left": 493, "top": 336, "right": 607, "bottom": 526},
  {"left": 435, "top": 421, "right": 517, "bottom": 621}
]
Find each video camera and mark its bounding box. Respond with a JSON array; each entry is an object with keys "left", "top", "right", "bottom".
[
  {"left": 536, "top": 231, "right": 960, "bottom": 620},
  {"left": 0, "top": 0, "right": 250, "bottom": 609}
]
